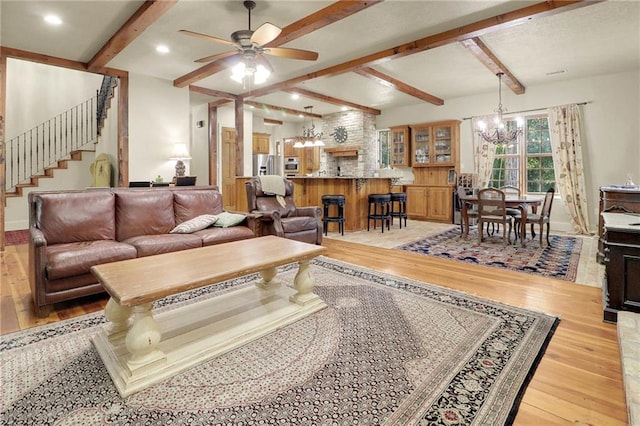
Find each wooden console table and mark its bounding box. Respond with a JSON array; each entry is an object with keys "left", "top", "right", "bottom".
[
  {"left": 91, "top": 236, "right": 327, "bottom": 396},
  {"left": 601, "top": 213, "right": 640, "bottom": 323}
]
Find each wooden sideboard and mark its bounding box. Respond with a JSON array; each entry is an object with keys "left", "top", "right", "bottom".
[
  {"left": 597, "top": 186, "right": 640, "bottom": 263},
  {"left": 601, "top": 213, "right": 640, "bottom": 323}
]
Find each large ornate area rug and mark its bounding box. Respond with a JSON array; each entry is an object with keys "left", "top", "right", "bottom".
[
  {"left": 1, "top": 257, "right": 558, "bottom": 425},
  {"left": 398, "top": 226, "right": 582, "bottom": 281}
]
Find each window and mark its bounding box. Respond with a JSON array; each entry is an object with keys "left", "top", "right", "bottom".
[
  {"left": 377, "top": 129, "right": 391, "bottom": 169},
  {"left": 488, "top": 114, "right": 555, "bottom": 194}
]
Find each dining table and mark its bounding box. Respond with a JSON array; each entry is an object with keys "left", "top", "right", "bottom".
[{"left": 459, "top": 194, "right": 543, "bottom": 247}]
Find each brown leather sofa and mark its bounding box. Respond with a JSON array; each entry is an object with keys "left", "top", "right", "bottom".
[
  {"left": 245, "top": 177, "right": 322, "bottom": 245},
  {"left": 29, "top": 186, "right": 258, "bottom": 317}
]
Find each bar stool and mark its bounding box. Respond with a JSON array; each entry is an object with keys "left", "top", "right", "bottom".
[
  {"left": 367, "top": 193, "right": 391, "bottom": 233},
  {"left": 389, "top": 192, "right": 408, "bottom": 229},
  {"left": 321, "top": 194, "right": 345, "bottom": 236}
]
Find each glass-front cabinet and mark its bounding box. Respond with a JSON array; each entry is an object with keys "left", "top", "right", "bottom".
[
  {"left": 389, "top": 126, "right": 409, "bottom": 167},
  {"left": 409, "top": 120, "right": 459, "bottom": 167}
]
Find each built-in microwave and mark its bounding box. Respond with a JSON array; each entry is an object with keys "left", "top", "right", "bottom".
[{"left": 284, "top": 157, "right": 299, "bottom": 175}]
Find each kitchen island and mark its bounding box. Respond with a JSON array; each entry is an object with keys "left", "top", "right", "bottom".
[{"left": 236, "top": 176, "right": 401, "bottom": 232}]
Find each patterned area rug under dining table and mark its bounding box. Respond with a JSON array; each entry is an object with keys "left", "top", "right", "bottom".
[
  {"left": 397, "top": 226, "right": 582, "bottom": 281},
  {"left": 1, "top": 257, "right": 558, "bottom": 425}
]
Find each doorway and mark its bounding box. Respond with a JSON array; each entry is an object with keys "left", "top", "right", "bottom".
[{"left": 221, "top": 126, "right": 237, "bottom": 211}]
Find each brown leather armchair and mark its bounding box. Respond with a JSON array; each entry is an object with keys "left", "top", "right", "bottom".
[{"left": 245, "top": 177, "right": 322, "bottom": 245}]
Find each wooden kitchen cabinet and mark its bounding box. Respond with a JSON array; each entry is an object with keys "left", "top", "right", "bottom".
[
  {"left": 406, "top": 186, "right": 428, "bottom": 217},
  {"left": 283, "top": 138, "right": 297, "bottom": 157},
  {"left": 252, "top": 133, "right": 270, "bottom": 154},
  {"left": 301, "top": 146, "right": 320, "bottom": 174},
  {"left": 409, "top": 120, "right": 459, "bottom": 167},
  {"left": 405, "top": 185, "right": 453, "bottom": 223},
  {"left": 389, "top": 125, "right": 409, "bottom": 167}
]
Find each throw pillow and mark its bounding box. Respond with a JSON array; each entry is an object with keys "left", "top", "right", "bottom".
[
  {"left": 213, "top": 211, "right": 246, "bottom": 228},
  {"left": 170, "top": 214, "right": 218, "bottom": 234}
]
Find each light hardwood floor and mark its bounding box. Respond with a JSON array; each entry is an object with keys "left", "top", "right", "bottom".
[{"left": 0, "top": 238, "right": 627, "bottom": 425}]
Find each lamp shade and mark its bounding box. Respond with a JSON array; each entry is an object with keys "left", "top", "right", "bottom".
[{"left": 170, "top": 143, "right": 191, "bottom": 160}]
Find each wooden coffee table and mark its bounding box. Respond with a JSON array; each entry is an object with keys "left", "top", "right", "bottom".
[{"left": 91, "top": 236, "right": 327, "bottom": 397}]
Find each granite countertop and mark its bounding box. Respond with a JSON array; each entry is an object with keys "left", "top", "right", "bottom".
[{"left": 602, "top": 212, "right": 640, "bottom": 232}]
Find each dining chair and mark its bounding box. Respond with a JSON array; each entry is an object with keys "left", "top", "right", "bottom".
[
  {"left": 456, "top": 186, "right": 478, "bottom": 235},
  {"left": 514, "top": 187, "right": 555, "bottom": 246},
  {"left": 477, "top": 188, "right": 513, "bottom": 245}
]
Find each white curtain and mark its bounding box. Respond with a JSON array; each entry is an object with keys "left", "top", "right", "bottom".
[
  {"left": 548, "top": 104, "right": 592, "bottom": 235},
  {"left": 471, "top": 116, "right": 497, "bottom": 188}
]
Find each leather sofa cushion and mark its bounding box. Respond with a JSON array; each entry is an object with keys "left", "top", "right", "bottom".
[
  {"left": 281, "top": 216, "right": 319, "bottom": 234},
  {"left": 174, "top": 190, "right": 224, "bottom": 223},
  {"left": 35, "top": 191, "right": 116, "bottom": 244},
  {"left": 46, "top": 240, "right": 137, "bottom": 280},
  {"left": 122, "top": 234, "right": 202, "bottom": 257},
  {"left": 116, "top": 191, "right": 175, "bottom": 241},
  {"left": 196, "top": 226, "right": 254, "bottom": 246}
]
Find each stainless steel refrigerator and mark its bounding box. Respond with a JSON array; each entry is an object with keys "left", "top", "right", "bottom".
[{"left": 253, "top": 154, "right": 281, "bottom": 176}]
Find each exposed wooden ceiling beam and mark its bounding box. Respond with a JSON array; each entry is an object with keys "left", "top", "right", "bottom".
[
  {"left": 284, "top": 88, "right": 381, "bottom": 115},
  {"left": 245, "top": 101, "right": 322, "bottom": 118},
  {"left": 1, "top": 46, "right": 127, "bottom": 77},
  {"left": 460, "top": 37, "right": 525, "bottom": 95},
  {"left": 189, "top": 85, "right": 237, "bottom": 100},
  {"left": 208, "top": 99, "right": 232, "bottom": 108},
  {"left": 173, "top": 0, "right": 381, "bottom": 88},
  {"left": 243, "top": 0, "right": 598, "bottom": 100},
  {"left": 353, "top": 67, "right": 444, "bottom": 106},
  {"left": 264, "top": 118, "right": 284, "bottom": 125},
  {"left": 87, "top": 0, "right": 178, "bottom": 72},
  {"left": 266, "top": 0, "right": 382, "bottom": 47}
]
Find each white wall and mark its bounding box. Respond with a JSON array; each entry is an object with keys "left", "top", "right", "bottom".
[
  {"left": 5, "top": 58, "right": 103, "bottom": 139},
  {"left": 190, "top": 103, "right": 209, "bottom": 185},
  {"left": 4, "top": 59, "right": 105, "bottom": 230},
  {"left": 377, "top": 70, "right": 640, "bottom": 232},
  {"left": 128, "top": 74, "right": 190, "bottom": 183}
]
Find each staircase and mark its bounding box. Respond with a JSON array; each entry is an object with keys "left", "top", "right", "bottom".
[{"left": 4, "top": 75, "right": 118, "bottom": 199}]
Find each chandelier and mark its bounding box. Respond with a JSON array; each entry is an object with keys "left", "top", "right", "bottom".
[
  {"left": 294, "top": 106, "right": 324, "bottom": 148},
  {"left": 477, "top": 73, "right": 522, "bottom": 145}
]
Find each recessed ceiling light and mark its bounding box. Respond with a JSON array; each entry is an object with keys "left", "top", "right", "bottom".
[
  {"left": 156, "top": 45, "right": 170, "bottom": 54},
  {"left": 291, "top": 93, "right": 300, "bottom": 100},
  {"left": 44, "top": 15, "right": 62, "bottom": 25},
  {"left": 341, "top": 106, "right": 348, "bottom": 111}
]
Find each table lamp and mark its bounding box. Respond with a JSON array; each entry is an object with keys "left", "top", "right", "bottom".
[{"left": 170, "top": 143, "right": 191, "bottom": 177}]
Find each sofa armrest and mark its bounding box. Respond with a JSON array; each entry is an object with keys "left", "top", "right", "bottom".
[
  {"left": 250, "top": 209, "right": 284, "bottom": 237},
  {"left": 225, "top": 210, "right": 262, "bottom": 236},
  {"left": 292, "top": 206, "right": 322, "bottom": 220},
  {"left": 29, "top": 227, "right": 49, "bottom": 316}
]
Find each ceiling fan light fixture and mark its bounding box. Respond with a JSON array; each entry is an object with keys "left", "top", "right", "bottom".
[{"left": 230, "top": 57, "right": 270, "bottom": 87}]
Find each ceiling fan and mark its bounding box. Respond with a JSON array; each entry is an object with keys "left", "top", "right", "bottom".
[{"left": 180, "top": 0, "right": 319, "bottom": 85}]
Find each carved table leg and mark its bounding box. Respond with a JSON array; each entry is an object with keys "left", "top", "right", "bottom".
[
  {"left": 256, "top": 266, "right": 281, "bottom": 290},
  {"left": 125, "top": 303, "right": 164, "bottom": 367},
  {"left": 104, "top": 297, "right": 132, "bottom": 338},
  {"left": 289, "top": 259, "right": 317, "bottom": 305}
]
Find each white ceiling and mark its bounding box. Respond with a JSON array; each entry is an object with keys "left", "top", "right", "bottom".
[{"left": 2, "top": 0, "right": 639, "bottom": 123}]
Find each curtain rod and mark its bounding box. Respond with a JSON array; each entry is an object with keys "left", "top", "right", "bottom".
[{"left": 462, "top": 101, "right": 591, "bottom": 120}]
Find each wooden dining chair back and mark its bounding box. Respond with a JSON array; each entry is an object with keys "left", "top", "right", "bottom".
[
  {"left": 516, "top": 187, "right": 555, "bottom": 246},
  {"left": 477, "top": 188, "right": 513, "bottom": 245},
  {"left": 456, "top": 186, "right": 478, "bottom": 234}
]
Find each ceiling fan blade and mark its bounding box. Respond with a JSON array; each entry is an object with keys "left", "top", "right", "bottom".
[
  {"left": 251, "top": 22, "right": 282, "bottom": 46},
  {"left": 179, "top": 29, "right": 237, "bottom": 47},
  {"left": 264, "top": 47, "right": 319, "bottom": 61},
  {"left": 194, "top": 50, "right": 241, "bottom": 64}
]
